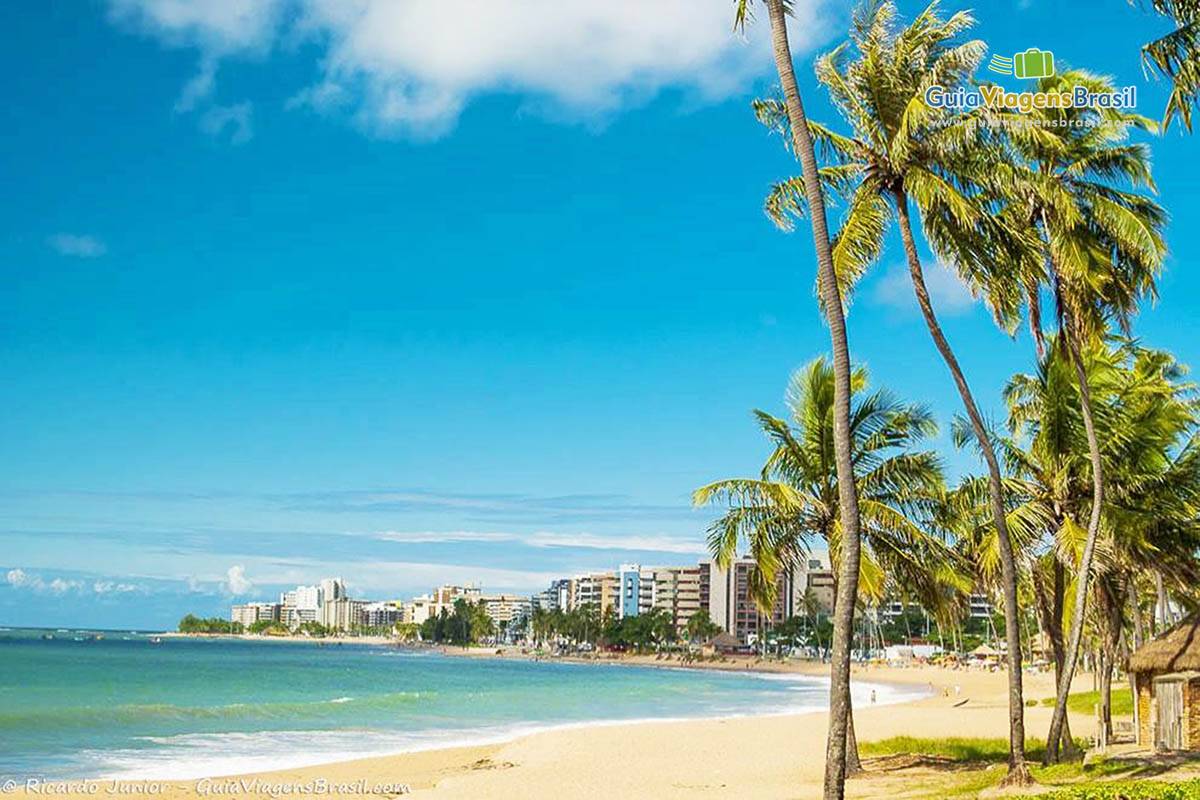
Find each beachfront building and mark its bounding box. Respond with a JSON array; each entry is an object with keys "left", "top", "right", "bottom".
[
  {"left": 617, "top": 564, "right": 642, "bottom": 618},
  {"left": 320, "top": 577, "right": 346, "bottom": 604},
  {"left": 320, "top": 597, "right": 368, "bottom": 630},
  {"left": 480, "top": 594, "right": 532, "bottom": 630},
  {"left": 700, "top": 558, "right": 788, "bottom": 645},
  {"left": 359, "top": 601, "right": 400, "bottom": 628},
  {"left": 481, "top": 594, "right": 532, "bottom": 642},
  {"left": 968, "top": 592, "right": 995, "bottom": 619},
  {"left": 533, "top": 579, "right": 571, "bottom": 612},
  {"left": 231, "top": 602, "right": 280, "bottom": 627},
  {"left": 651, "top": 566, "right": 702, "bottom": 634},
  {"left": 571, "top": 572, "right": 617, "bottom": 614},
  {"left": 1129, "top": 617, "right": 1200, "bottom": 752},
  {"left": 403, "top": 595, "right": 435, "bottom": 625},
  {"left": 789, "top": 558, "right": 835, "bottom": 617}
]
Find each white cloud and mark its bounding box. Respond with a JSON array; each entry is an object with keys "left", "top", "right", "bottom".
[
  {"left": 198, "top": 102, "right": 254, "bottom": 144},
  {"left": 367, "top": 529, "right": 705, "bottom": 555},
  {"left": 224, "top": 564, "right": 253, "bottom": 595},
  {"left": 106, "top": 0, "right": 832, "bottom": 138},
  {"left": 870, "top": 260, "right": 977, "bottom": 316},
  {"left": 93, "top": 580, "right": 139, "bottom": 594},
  {"left": 107, "top": 0, "right": 285, "bottom": 55},
  {"left": 47, "top": 233, "right": 107, "bottom": 258},
  {"left": 174, "top": 58, "right": 217, "bottom": 112},
  {"left": 4, "top": 569, "right": 84, "bottom": 595}
]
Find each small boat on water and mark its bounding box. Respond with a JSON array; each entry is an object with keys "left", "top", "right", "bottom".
[
  {"left": 41, "top": 633, "right": 54, "bottom": 640},
  {"left": 149, "top": 636, "right": 162, "bottom": 645}
]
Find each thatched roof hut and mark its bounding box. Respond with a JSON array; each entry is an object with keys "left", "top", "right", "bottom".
[
  {"left": 1127, "top": 617, "right": 1200, "bottom": 751},
  {"left": 701, "top": 631, "right": 742, "bottom": 655},
  {"left": 1129, "top": 617, "right": 1200, "bottom": 674}
]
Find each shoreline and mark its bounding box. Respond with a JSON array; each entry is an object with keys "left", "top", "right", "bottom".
[
  {"left": 10, "top": 640, "right": 1122, "bottom": 798},
  {"left": 11, "top": 663, "right": 1097, "bottom": 799}
]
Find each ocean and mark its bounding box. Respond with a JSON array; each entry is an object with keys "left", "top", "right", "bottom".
[{"left": 0, "top": 628, "right": 914, "bottom": 780}]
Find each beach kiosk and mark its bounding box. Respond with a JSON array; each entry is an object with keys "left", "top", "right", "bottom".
[
  {"left": 1128, "top": 617, "right": 1200, "bottom": 751},
  {"left": 968, "top": 643, "right": 1001, "bottom": 669},
  {"left": 701, "top": 631, "right": 742, "bottom": 657}
]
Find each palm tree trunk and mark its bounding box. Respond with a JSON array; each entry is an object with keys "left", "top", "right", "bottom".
[
  {"left": 1044, "top": 316, "right": 1105, "bottom": 764},
  {"left": 893, "top": 189, "right": 1032, "bottom": 785},
  {"left": 846, "top": 707, "right": 863, "bottom": 774},
  {"left": 1027, "top": 285, "right": 1046, "bottom": 361},
  {"left": 762, "top": 3, "right": 864, "bottom": 798},
  {"left": 1154, "top": 571, "right": 1171, "bottom": 630}
]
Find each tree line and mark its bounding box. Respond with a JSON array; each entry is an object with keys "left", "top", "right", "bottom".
[{"left": 720, "top": 1, "right": 1200, "bottom": 796}]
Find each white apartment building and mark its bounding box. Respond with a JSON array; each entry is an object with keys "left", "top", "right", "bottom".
[
  {"left": 231, "top": 602, "right": 280, "bottom": 627},
  {"left": 479, "top": 594, "right": 532, "bottom": 630}
]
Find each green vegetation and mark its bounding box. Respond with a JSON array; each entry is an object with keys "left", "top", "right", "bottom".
[
  {"left": 858, "top": 737, "right": 1085, "bottom": 766},
  {"left": 1040, "top": 688, "right": 1135, "bottom": 718},
  {"left": 1021, "top": 781, "right": 1200, "bottom": 800},
  {"left": 420, "top": 598, "right": 495, "bottom": 645},
  {"left": 682, "top": 610, "right": 722, "bottom": 644},
  {"left": 859, "top": 737, "right": 1198, "bottom": 798},
  {"left": 177, "top": 615, "right": 242, "bottom": 634},
  {"left": 700, "top": 0, "right": 1200, "bottom": 789}
]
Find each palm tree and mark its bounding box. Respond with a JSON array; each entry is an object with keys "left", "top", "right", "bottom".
[
  {"left": 756, "top": 2, "right": 1033, "bottom": 782},
  {"left": 1137, "top": 0, "right": 1200, "bottom": 131},
  {"left": 1001, "top": 338, "right": 1200, "bottom": 755},
  {"left": 695, "top": 357, "right": 963, "bottom": 774},
  {"left": 982, "top": 70, "right": 1167, "bottom": 760},
  {"left": 733, "top": 3, "right": 865, "bottom": 794}
]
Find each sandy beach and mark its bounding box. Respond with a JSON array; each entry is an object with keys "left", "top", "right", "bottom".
[{"left": 12, "top": 657, "right": 1129, "bottom": 800}]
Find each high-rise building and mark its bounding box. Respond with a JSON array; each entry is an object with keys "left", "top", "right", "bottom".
[
  {"left": 231, "top": 602, "right": 280, "bottom": 627},
  {"left": 652, "top": 566, "right": 702, "bottom": 633},
  {"left": 570, "top": 572, "right": 617, "bottom": 613},
  {"left": 700, "top": 558, "right": 787, "bottom": 645},
  {"left": 480, "top": 594, "right": 532, "bottom": 630},
  {"left": 320, "top": 577, "right": 346, "bottom": 604},
  {"left": 404, "top": 595, "right": 435, "bottom": 625},
  {"left": 617, "top": 563, "right": 641, "bottom": 618},
  {"left": 320, "top": 597, "right": 367, "bottom": 630},
  {"left": 360, "top": 601, "right": 400, "bottom": 628},
  {"left": 789, "top": 557, "right": 835, "bottom": 617}
]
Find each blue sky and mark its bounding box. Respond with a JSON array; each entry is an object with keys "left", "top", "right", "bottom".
[{"left": 2, "top": 1, "right": 1198, "bottom": 629}]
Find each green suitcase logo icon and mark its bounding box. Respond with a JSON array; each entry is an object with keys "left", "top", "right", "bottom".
[{"left": 1013, "top": 48, "right": 1055, "bottom": 79}]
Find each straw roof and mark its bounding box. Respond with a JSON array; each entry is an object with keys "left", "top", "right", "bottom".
[
  {"left": 1128, "top": 616, "right": 1200, "bottom": 674},
  {"left": 970, "top": 644, "right": 1000, "bottom": 657},
  {"left": 705, "top": 631, "right": 741, "bottom": 649}
]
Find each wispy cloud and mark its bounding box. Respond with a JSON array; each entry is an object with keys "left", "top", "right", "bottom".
[
  {"left": 47, "top": 233, "right": 107, "bottom": 258},
  {"left": 365, "top": 529, "right": 705, "bottom": 555},
  {"left": 870, "top": 260, "right": 977, "bottom": 316},
  {"left": 6, "top": 568, "right": 93, "bottom": 596},
  {"left": 198, "top": 102, "right": 253, "bottom": 145},
  {"left": 106, "top": 0, "right": 833, "bottom": 138},
  {"left": 277, "top": 488, "right": 699, "bottom": 525}
]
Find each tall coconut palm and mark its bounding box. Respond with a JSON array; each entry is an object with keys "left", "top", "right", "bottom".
[
  {"left": 982, "top": 70, "right": 1167, "bottom": 760},
  {"left": 695, "top": 358, "right": 965, "bottom": 772},
  {"left": 733, "top": 3, "right": 865, "bottom": 795},
  {"left": 1003, "top": 338, "right": 1198, "bottom": 755},
  {"left": 1137, "top": 0, "right": 1200, "bottom": 131},
  {"left": 755, "top": 1, "right": 1034, "bottom": 782}
]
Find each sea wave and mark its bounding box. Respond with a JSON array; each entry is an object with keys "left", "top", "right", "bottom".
[{"left": 0, "top": 692, "right": 429, "bottom": 731}]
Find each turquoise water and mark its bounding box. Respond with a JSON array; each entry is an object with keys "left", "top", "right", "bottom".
[{"left": 0, "top": 628, "right": 910, "bottom": 780}]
